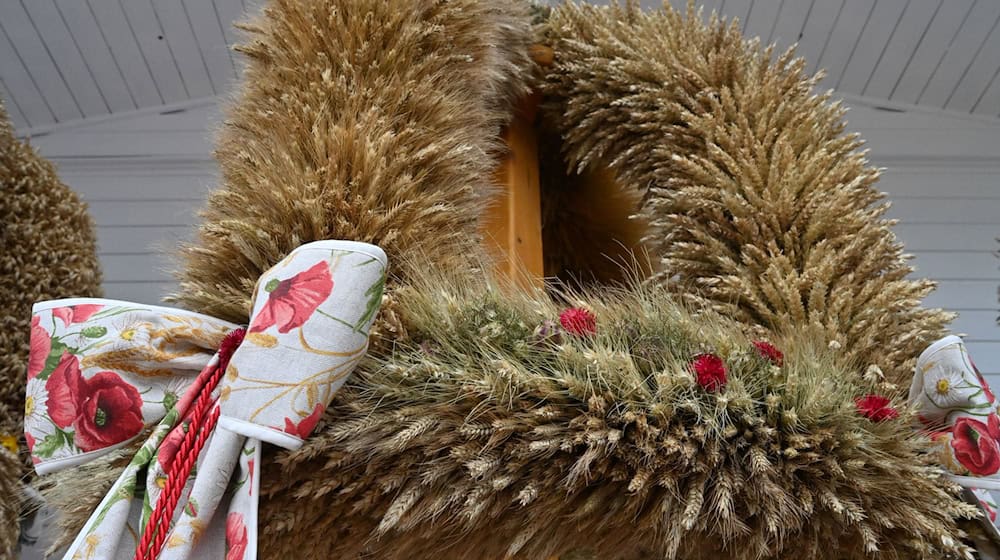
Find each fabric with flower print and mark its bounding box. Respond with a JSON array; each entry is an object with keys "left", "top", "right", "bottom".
[
  {"left": 218, "top": 240, "right": 385, "bottom": 450},
  {"left": 26, "top": 299, "right": 237, "bottom": 475},
  {"left": 28, "top": 240, "right": 386, "bottom": 560},
  {"left": 909, "top": 335, "right": 1000, "bottom": 541}
]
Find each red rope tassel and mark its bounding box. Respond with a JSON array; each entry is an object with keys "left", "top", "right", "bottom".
[{"left": 135, "top": 328, "right": 246, "bottom": 560}]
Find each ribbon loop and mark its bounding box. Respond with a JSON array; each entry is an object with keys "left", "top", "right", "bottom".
[{"left": 218, "top": 240, "right": 386, "bottom": 449}]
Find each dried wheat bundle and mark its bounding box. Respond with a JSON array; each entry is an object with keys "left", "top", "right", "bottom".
[
  {"left": 0, "top": 100, "right": 102, "bottom": 557},
  {"left": 251, "top": 266, "right": 974, "bottom": 559},
  {"left": 40, "top": 0, "right": 974, "bottom": 557},
  {"left": 540, "top": 2, "right": 952, "bottom": 385}
]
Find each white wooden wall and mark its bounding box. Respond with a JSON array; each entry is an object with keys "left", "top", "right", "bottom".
[{"left": 20, "top": 96, "right": 1000, "bottom": 375}]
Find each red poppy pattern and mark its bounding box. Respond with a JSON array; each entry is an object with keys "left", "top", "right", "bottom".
[
  {"left": 45, "top": 353, "right": 144, "bottom": 452},
  {"left": 226, "top": 512, "right": 248, "bottom": 560},
  {"left": 28, "top": 315, "right": 50, "bottom": 379},
  {"left": 951, "top": 415, "right": 1000, "bottom": 476},
  {"left": 52, "top": 304, "right": 103, "bottom": 327},
  {"left": 249, "top": 261, "right": 333, "bottom": 334},
  {"left": 282, "top": 403, "right": 325, "bottom": 440}
]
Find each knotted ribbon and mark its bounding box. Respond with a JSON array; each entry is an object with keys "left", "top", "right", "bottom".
[
  {"left": 910, "top": 335, "right": 1000, "bottom": 543},
  {"left": 25, "top": 240, "right": 387, "bottom": 560}
]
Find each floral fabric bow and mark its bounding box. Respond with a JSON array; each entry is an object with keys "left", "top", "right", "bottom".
[
  {"left": 909, "top": 335, "right": 1000, "bottom": 541},
  {"left": 25, "top": 240, "right": 387, "bottom": 560}
]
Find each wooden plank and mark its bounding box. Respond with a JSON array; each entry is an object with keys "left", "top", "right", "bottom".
[
  {"left": 86, "top": 0, "right": 164, "bottom": 107},
  {"left": 887, "top": 197, "right": 1000, "bottom": 224},
  {"left": 879, "top": 170, "right": 1000, "bottom": 198},
  {"left": 21, "top": 0, "right": 110, "bottom": 117},
  {"left": 119, "top": 0, "right": 189, "bottom": 103},
  {"left": 52, "top": 0, "right": 137, "bottom": 113},
  {"left": 835, "top": 0, "right": 908, "bottom": 93},
  {"left": 183, "top": 0, "right": 237, "bottom": 88},
  {"left": 101, "top": 253, "right": 173, "bottom": 282},
  {"left": 150, "top": 0, "right": 215, "bottom": 97},
  {"left": 951, "top": 310, "right": 1000, "bottom": 342},
  {"left": 862, "top": 0, "right": 941, "bottom": 99},
  {"left": 859, "top": 127, "right": 1000, "bottom": 160},
  {"left": 768, "top": 0, "right": 813, "bottom": 51},
  {"left": 96, "top": 225, "right": 193, "bottom": 254},
  {"left": 968, "top": 343, "right": 1000, "bottom": 376},
  {"left": 918, "top": 0, "right": 1000, "bottom": 108},
  {"left": 794, "top": 0, "right": 842, "bottom": 76},
  {"left": 101, "top": 281, "right": 177, "bottom": 305},
  {"left": 741, "top": 0, "right": 783, "bottom": 46},
  {"left": 847, "top": 101, "right": 1000, "bottom": 130},
  {"left": 79, "top": 102, "right": 221, "bottom": 132},
  {"left": 89, "top": 200, "right": 199, "bottom": 226},
  {"left": 30, "top": 129, "right": 214, "bottom": 158},
  {"left": 212, "top": 0, "right": 248, "bottom": 54},
  {"left": 944, "top": 13, "right": 1000, "bottom": 113},
  {"left": 720, "top": 0, "right": 753, "bottom": 32},
  {"left": 889, "top": 0, "right": 975, "bottom": 105},
  {"left": 0, "top": 79, "right": 28, "bottom": 129},
  {"left": 893, "top": 224, "right": 999, "bottom": 252},
  {"left": 973, "top": 67, "right": 1000, "bottom": 118},
  {"left": 924, "top": 280, "right": 999, "bottom": 310},
  {"left": 909, "top": 251, "right": 1000, "bottom": 281},
  {"left": 0, "top": 28, "right": 51, "bottom": 127},
  {"left": 483, "top": 94, "right": 544, "bottom": 289},
  {"left": 64, "top": 170, "right": 216, "bottom": 201},
  {"left": 0, "top": 1, "right": 81, "bottom": 122},
  {"left": 813, "top": 0, "right": 872, "bottom": 90}
]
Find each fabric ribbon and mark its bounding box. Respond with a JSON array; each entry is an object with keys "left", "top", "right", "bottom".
[
  {"left": 25, "top": 240, "right": 387, "bottom": 560},
  {"left": 910, "top": 335, "right": 1000, "bottom": 542}
]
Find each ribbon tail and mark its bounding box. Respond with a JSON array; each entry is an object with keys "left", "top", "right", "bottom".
[
  {"left": 158, "top": 427, "right": 244, "bottom": 560},
  {"left": 229, "top": 437, "right": 261, "bottom": 560},
  {"left": 62, "top": 413, "right": 182, "bottom": 560}
]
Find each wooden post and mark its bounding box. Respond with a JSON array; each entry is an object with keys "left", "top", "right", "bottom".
[
  {"left": 482, "top": 46, "right": 553, "bottom": 289},
  {"left": 482, "top": 92, "right": 544, "bottom": 289}
]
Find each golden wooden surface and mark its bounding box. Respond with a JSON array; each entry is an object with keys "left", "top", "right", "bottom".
[{"left": 483, "top": 91, "right": 544, "bottom": 289}]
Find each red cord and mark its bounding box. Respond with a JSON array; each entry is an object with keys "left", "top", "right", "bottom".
[{"left": 135, "top": 328, "right": 245, "bottom": 560}]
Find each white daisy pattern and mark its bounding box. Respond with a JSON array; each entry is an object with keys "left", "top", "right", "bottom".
[
  {"left": 924, "top": 364, "right": 980, "bottom": 411},
  {"left": 23, "top": 376, "right": 52, "bottom": 439}
]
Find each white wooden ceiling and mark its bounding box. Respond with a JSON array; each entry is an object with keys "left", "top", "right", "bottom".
[{"left": 3, "top": 0, "right": 1000, "bottom": 132}]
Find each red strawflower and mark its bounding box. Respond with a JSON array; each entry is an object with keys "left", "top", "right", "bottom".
[
  {"left": 855, "top": 394, "right": 898, "bottom": 422},
  {"left": 753, "top": 340, "right": 783, "bottom": 366},
  {"left": 691, "top": 353, "right": 727, "bottom": 392},
  {"left": 559, "top": 307, "right": 596, "bottom": 336}
]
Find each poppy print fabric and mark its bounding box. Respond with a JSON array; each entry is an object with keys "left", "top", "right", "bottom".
[
  {"left": 909, "top": 335, "right": 1000, "bottom": 539},
  {"left": 26, "top": 300, "right": 237, "bottom": 474},
  {"left": 218, "top": 240, "right": 386, "bottom": 450},
  {"left": 26, "top": 240, "right": 386, "bottom": 560}
]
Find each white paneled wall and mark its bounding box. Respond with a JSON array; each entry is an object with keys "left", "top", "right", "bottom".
[
  {"left": 25, "top": 101, "right": 218, "bottom": 305},
  {"left": 20, "top": 96, "right": 1000, "bottom": 375}
]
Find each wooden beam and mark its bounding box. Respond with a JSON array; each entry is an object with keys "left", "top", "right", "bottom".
[{"left": 483, "top": 91, "right": 544, "bottom": 288}]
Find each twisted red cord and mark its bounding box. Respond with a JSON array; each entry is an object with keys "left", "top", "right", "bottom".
[{"left": 135, "top": 328, "right": 245, "bottom": 560}]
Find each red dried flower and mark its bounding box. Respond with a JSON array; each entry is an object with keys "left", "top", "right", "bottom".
[
  {"left": 753, "top": 340, "right": 783, "bottom": 366},
  {"left": 691, "top": 353, "right": 727, "bottom": 392},
  {"left": 559, "top": 307, "right": 596, "bottom": 336},
  {"left": 855, "top": 394, "right": 898, "bottom": 422}
]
